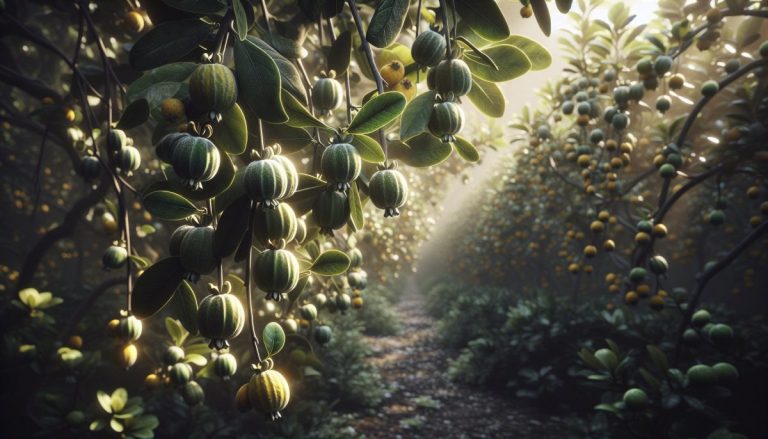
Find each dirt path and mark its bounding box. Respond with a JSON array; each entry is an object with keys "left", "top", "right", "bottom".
[{"left": 350, "top": 291, "right": 560, "bottom": 438}]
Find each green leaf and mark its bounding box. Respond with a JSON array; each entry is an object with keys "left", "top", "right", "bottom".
[
  {"left": 455, "top": 0, "right": 510, "bottom": 42},
  {"left": 184, "top": 353, "right": 207, "bottom": 366},
  {"left": 232, "top": 0, "right": 249, "bottom": 41},
  {"left": 498, "top": 35, "right": 552, "bottom": 71},
  {"left": 555, "top": 0, "right": 573, "bottom": 13},
  {"left": 391, "top": 133, "right": 452, "bottom": 167},
  {"left": 263, "top": 322, "right": 286, "bottom": 357},
  {"left": 247, "top": 37, "right": 307, "bottom": 103},
  {"left": 234, "top": 38, "right": 287, "bottom": 123},
  {"left": 348, "top": 92, "right": 406, "bottom": 134},
  {"left": 131, "top": 257, "right": 185, "bottom": 319},
  {"left": 464, "top": 45, "right": 531, "bottom": 82},
  {"left": 349, "top": 181, "right": 364, "bottom": 230},
  {"left": 399, "top": 90, "right": 436, "bottom": 141},
  {"left": 578, "top": 348, "right": 603, "bottom": 370},
  {"left": 467, "top": 76, "right": 504, "bottom": 118},
  {"left": 257, "top": 123, "right": 314, "bottom": 154},
  {"left": 127, "top": 63, "right": 197, "bottom": 103},
  {"left": 287, "top": 274, "right": 309, "bottom": 309},
  {"left": 452, "top": 136, "right": 480, "bottom": 162},
  {"left": 160, "top": 0, "right": 225, "bottom": 14},
  {"left": 310, "top": 250, "right": 351, "bottom": 276},
  {"left": 111, "top": 388, "right": 128, "bottom": 413},
  {"left": 350, "top": 135, "right": 385, "bottom": 164},
  {"left": 165, "top": 317, "right": 186, "bottom": 346},
  {"left": 366, "top": 0, "right": 410, "bottom": 48},
  {"left": 97, "top": 391, "right": 113, "bottom": 414},
  {"left": 530, "top": 0, "right": 552, "bottom": 36},
  {"left": 282, "top": 92, "right": 330, "bottom": 130},
  {"left": 110, "top": 419, "right": 124, "bottom": 433},
  {"left": 214, "top": 195, "right": 250, "bottom": 258},
  {"left": 328, "top": 30, "right": 352, "bottom": 75},
  {"left": 129, "top": 19, "right": 213, "bottom": 71},
  {"left": 646, "top": 345, "right": 669, "bottom": 371},
  {"left": 169, "top": 281, "right": 199, "bottom": 335},
  {"left": 128, "top": 254, "right": 151, "bottom": 269},
  {"left": 143, "top": 190, "right": 201, "bottom": 221},
  {"left": 211, "top": 103, "right": 248, "bottom": 155},
  {"left": 117, "top": 99, "right": 149, "bottom": 130}
]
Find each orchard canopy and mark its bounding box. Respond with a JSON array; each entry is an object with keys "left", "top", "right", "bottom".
[{"left": 1, "top": 0, "right": 767, "bottom": 438}]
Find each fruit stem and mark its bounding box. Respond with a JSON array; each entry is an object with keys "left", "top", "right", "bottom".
[
  {"left": 347, "top": 0, "right": 389, "bottom": 160},
  {"left": 438, "top": 0, "right": 452, "bottom": 60},
  {"left": 213, "top": 9, "right": 233, "bottom": 59}
]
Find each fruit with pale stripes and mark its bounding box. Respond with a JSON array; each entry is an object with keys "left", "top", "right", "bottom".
[
  {"left": 189, "top": 63, "right": 237, "bottom": 112},
  {"left": 247, "top": 369, "right": 290, "bottom": 420},
  {"left": 369, "top": 168, "right": 408, "bottom": 217},
  {"left": 321, "top": 142, "right": 361, "bottom": 190},
  {"left": 171, "top": 135, "right": 221, "bottom": 190},
  {"left": 312, "top": 76, "right": 344, "bottom": 116},
  {"left": 214, "top": 352, "right": 238, "bottom": 379},
  {"left": 102, "top": 245, "right": 128, "bottom": 269},
  {"left": 243, "top": 158, "right": 288, "bottom": 208},
  {"left": 428, "top": 100, "right": 465, "bottom": 143},
  {"left": 434, "top": 59, "right": 472, "bottom": 97},
  {"left": 180, "top": 226, "right": 218, "bottom": 282},
  {"left": 198, "top": 293, "right": 245, "bottom": 350},
  {"left": 253, "top": 203, "right": 298, "bottom": 246},
  {"left": 253, "top": 249, "right": 300, "bottom": 301},
  {"left": 312, "top": 189, "right": 350, "bottom": 233},
  {"left": 411, "top": 30, "right": 446, "bottom": 67}
]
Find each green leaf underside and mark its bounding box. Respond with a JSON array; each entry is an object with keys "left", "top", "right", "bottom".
[
  {"left": 464, "top": 45, "right": 532, "bottom": 82},
  {"left": 131, "top": 257, "right": 186, "bottom": 318},
  {"left": 348, "top": 92, "right": 406, "bottom": 134},
  {"left": 129, "top": 19, "right": 212, "bottom": 71},
  {"left": 234, "top": 38, "right": 288, "bottom": 123},
  {"left": 143, "top": 190, "right": 201, "bottom": 220},
  {"left": 366, "top": 0, "right": 410, "bottom": 48},
  {"left": 455, "top": 0, "right": 511, "bottom": 42},
  {"left": 310, "top": 250, "right": 351, "bottom": 276},
  {"left": 467, "top": 76, "right": 505, "bottom": 118},
  {"left": 400, "top": 90, "right": 437, "bottom": 141}
]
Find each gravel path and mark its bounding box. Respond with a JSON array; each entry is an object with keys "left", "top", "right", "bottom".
[{"left": 350, "top": 291, "right": 561, "bottom": 438}]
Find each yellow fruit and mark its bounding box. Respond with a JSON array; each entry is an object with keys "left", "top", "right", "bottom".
[
  {"left": 625, "top": 291, "right": 639, "bottom": 305},
  {"left": 747, "top": 186, "right": 760, "bottom": 199},
  {"left": 106, "top": 319, "right": 120, "bottom": 336},
  {"left": 160, "top": 98, "right": 186, "bottom": 122},
  {"left": 584, "top": 245, "right": 597, "bottom": 258},
  {"left": 247, "top": 369, "right": 290, "bottom": 420},
  {"left": 380, "top": 61, "right": 404, "bottom": 86},
  {"left": 391, "top": 78, "right": 416, "bottom": 101},
  {"left": 636, "top": 284, "right": 651, "bottom": 296},
  {"left": 568, "top": 263, "right": 580, "bottom": 274},
  {"left": 145, "top": 373, "right": 161, "bottom": 388},
  {"left": 65, "top": 108, "right": 76, "bottom": 122},
  {"left": 67, "top": 335, "right": 83, "bottom": 349},
  {"left": 352, "top": 296, "right": 364, "bottom": 309},
  {"left": 603, "top": 239, "right": 615, "bottom": 251},
  {"left": 652, "top": 224, "right": 668, "bottom": 238},
  {"left": 126, "top": 11, "right": 145, "bottom": 32},
  {"left": 668, "top": 74, "right": 685, "bottom": 90},
  {"left": 235, "top": 383, "right": 252, "bottom": 412},
  {"left": 520, "top": 5, "right": 533, "bottom": 18},
  {"left": 590, "top": 221, "right": 604, "bottom": 233},
  {"left": 120, "top": 343, "right": 138, "bottom": 369},
  {"left": 635, "top": 232, "right": 651, "bottom": 245}
]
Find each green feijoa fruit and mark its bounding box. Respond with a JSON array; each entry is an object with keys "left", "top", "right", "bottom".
[
  {"left": 628, "top": 82, "right": 645, "bottom": 101},
  {"left": 348, "top": 248, "right": 363, "bottom": 268},
  {"left": 709, "top": 209, "right": 725, "bottom": 226},
  {"left": 654, "top": 55, "right": 673, "bottom": 76},
  {"left": 629, "top": 267, "right": 646, "bottom": 283},
  {"left": 253, "top": 249, "right": 300, "bottom": 301},
  {"left": 214, "top": 352, "right": 237, "bottom": 379},
  {"left": 369, "top": 169, "right": 408, "bottom": 218},
  {"left": 155, "top": 132, "right": 187, "bottom": 163},
  {"left": 243, "top": 158, "right": 288, "bottom": 208},
  {"left": 313, "top": 325, "right": 332, "bottom": 344},
  {"left": 171, "top": 135, "right": 221, "bottom": 190},
  {"left": 321, "top": 142, "right": 361, "bottom": 189},
  {"left": 434, "top": 59, "right": 472, "bottom": 97},
  {"left": 80, "top": 155, "right": 101, "bottom": 180},
  {"left": 198, "top": 293, "right": 245, "bottom": 349},
  {"left": 659, "top": 163, "right": 676, "bottom": 179},
  {"left": 562, "top": 101, "right": 575, "bottom": 115},
  {"left": 622, "top": 388, "right": 648, "bottom": 410},
  {"left": 181, "top": 381, "right": 205, "bottom": 405},
  {"left": 701, "top": 80, "right": 719, "bottom": 97},
  {"left": 118, "top": 315, "right": 143, "bottom": 341},
  {"left": 164, "top": 346, "right": 185, "bottom": 365},
  {"left": 649, "top": 255, "right": 668, "bottom": 275},
  {"left": 169, "top": 225, "right": 195, "bottom": 256},
  {"left": 411, "top": 30, "right": 446, "bottom": 67},
  {"left": 273, "top": 155, "right": 299, "bottom": 199},
  {"left": 118, "top": 146, "right": 142, "bottom": 174},
  {"left": 686, "top": 364, "right": 716, "bottom": 385},
  {"left": 428, "top": 101, "right": 465, "bottom": 143},
  {"left": 313, "top": 189, "right": 350, "bottom": 233},
  {"left": 253, "top": 203, "right": 298, "bottom": 246},
  {"left": 712, "top": 362, "right": 738, "bottom": 384},
  {"left": 594, "top": 348, "right": 618, "bottom": 370},
  {"left": 189, "top": 63, "right": 238, "bottom": 112},
  {"left": 312, "top": 77, "right": 344, "bottom": 116},
  {"left": 107, "top": 129, "right": 128, "bottom": 150},
  {"left": 179, "top": 226, "right": 218, "bottom": 281},
  {"left": 102, "top": 245, "right": 128, "bottom": 269},
  {"left": 656, "top": 95, "right": 671, "bottom": 113},
  {"left": 168, "top": 362, "right": 193, "bottom": 386},
  {"left": 691, "top": 309, "right": 711, "bottom": 327}
]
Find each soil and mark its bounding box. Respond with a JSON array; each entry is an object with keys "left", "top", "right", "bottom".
[{"left": 350, "top": 291, "right": 562, "bottom": 439}]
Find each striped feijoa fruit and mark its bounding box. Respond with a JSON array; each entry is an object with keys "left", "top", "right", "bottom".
[
  {"left": 197, "top": 293, "right": 246, "bottom": 350},
  {"left": 118, "top": 146, "right": 141, "bottom": 175},
  {"left": 235, "top": 383, "right": 251, "bottom": 412},
  {"left": 214, "top": 352, "right": 238, "bottom": 379},
  {"left": 102, "top": 245, "right": 128, "bottom": 269},
  {"left": 117, "top": 315, "right": 143, "bottom": 341},
  {"left": 434, "top": 59, "right": 472, "bottom": 97},
  {"left": 312, "top": 189, "right": 350, "bottom": 234},
  {"left": 169, "top": 225, "right": 194, "bottom": 256},
  {"left": 168, "top": 362, "right": 194, "bottom": 386},
  {"left": 247, "top": 369, "right": 291, "bottom": 421},
  {"left": 107, "top": 129, "right": 128, "bottom": 150},
  {"left": 189, "top": 63, "right": 238, "bottom": 113},
  {"left": 348, "top": 248, "right": 363, "bottom": 269},
  {"left": 80, "top": 155, "right": 101, "bottom": 180},
  {"left": 311, "top": 75, "right": 344, "bottom": 116},
  {"left": 295, "top": 218, "right": 307, "bottom": 244},
  {"left": 179, "top": 226, "right": 218, "bottom": 282},
  {"left": 272, "top": 153, "right": 298, "bottom": 199},
  {"left": 314, "top": 325, "right": 333, "bottom": 344},
  {"left": 243, "top": 157, "right": 288, "bottom": 209},
  {"left": 181, "top": 381, "right": 205, "bottom": 406},
  {"left": 411, "top": 30, "right": 447, "bottom": 67},
  {"left": 253, "top": 249, "right": 300, "bottom": 301},
  {"left": 369, "top": 167, "right": 408, "bottom": 218},
  {"left": 348, "top": 270, "right": 368, "bottom": 290},
  {"left": 253, "top": 203, "right": 298, "bottom": 247},
  {"left": 428, "top": 100, "right": 465, "bottom": 143},
  {"left": 155, "top": 132, "right": 187, "bottom": 163},
  {"left": 171, "top": 135, "right": 221, "bottom": 190},
  {"left": 321, "top": 142, "right": 361, "bottom": 190}
]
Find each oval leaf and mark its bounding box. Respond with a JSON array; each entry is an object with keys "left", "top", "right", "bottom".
[
  {"left": 131, "top": 257, "right": 185, "bottom": 318},
  {"left": 129, "top": 19, "right": 213, "bottom": 71},
  {"left": 263, "top": 321, "right": 286, "bottom": 357},
  {"left": 211, "top": 103, "right": 248, "bottom": 154},
  {"left": 310, "top": 249, "right": 351, "bottom": 276},
  {"left": 348, "top": 91, "right": 406, "bottom": 134},
  {"left": 328, "top": 30, "right": 352, "bottom": 75},
  {"left": 366, "top": 0, "right": 410, "bottom": 48},
  {"left": 391, "top": 133, "right": 452, "bottom": 167},
  {"left": 234, "top": 38, "right": 287, "bottom": 123},
  {"left": 117, "top": 99, "right": 149, "bottom": 129},
  {"left": 453, "top": 136, "right": 480, "bottom": 162},
  {"left": 499, "top": 35, "right": 552, "bottom": 71},
  {"left": 400, "top": 90, "right": 436, "bottom": 141},
  {"left": 350, "top": 134, "right": 385, "bottom": 164},
  {"left": 349, "top": 180, "right": 364, "bottom": 231},
  {"left": 283, "top": 92, "right": 330, "bottom": 130},
  {"left": 467, "top": 76, "right": 505, "bottom": 118},
  {"left": 464, "top": 45, "right": 532, "bottom": 82},
  {"left": 455, "top": 0, "right": 510, "bottom": 42},
  {"left": 530, "top": 0, "right": 552, "bottom": 37},
  {"left": 248, "top": 37, "right": 307, "bottom": 103},
  {"left": 214, "top": 195, "right": 250, "bottom": 258},
  {"left": 169, "top": 281, "right": 199, "bottom": 335},
  {"left": 143, "top": 190, "right": 201, "bottom": 220}
]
